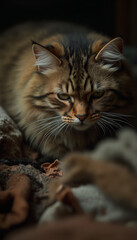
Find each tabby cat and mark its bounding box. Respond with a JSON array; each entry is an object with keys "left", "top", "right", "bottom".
[{"left": 0, "top": 22, "right": 135, "bottom": 158}]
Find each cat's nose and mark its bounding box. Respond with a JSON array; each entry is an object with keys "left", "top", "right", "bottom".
[{"left": 75, "top": 114, "right": 87, "bottom": 122}]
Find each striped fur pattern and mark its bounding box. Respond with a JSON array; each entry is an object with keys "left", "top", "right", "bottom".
[{"left": 0, "top": 22, "right": 135, "bottom": 158}]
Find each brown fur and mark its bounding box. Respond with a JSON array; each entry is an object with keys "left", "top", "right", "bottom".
[{"left": 0, "top": 22, "right": 136, "bottom": 158}]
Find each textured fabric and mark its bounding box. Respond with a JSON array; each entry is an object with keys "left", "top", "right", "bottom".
[{"left": 0, "top": 173, "right": 31, "bottom": 229}]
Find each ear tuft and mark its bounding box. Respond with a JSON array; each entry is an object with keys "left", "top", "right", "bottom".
[
  {"left": 95, "top": 37, "right": 124, "bottom": 72},
  {"left": 32, "top": 43, "right": 61, "bottom": 73}
]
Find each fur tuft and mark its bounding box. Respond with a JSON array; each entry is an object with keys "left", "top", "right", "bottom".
[
  {"left": 101, "top": 45, "right": 124, "bottom": 71},
  {"left": 34, "top": 50, "right": 54, "bottom": 72},
  {"left": 102, "top": 45, "right": 124, "bottom": 63},
  {"left": 32, "top": 44, "right": 60, "bottom": 74}
]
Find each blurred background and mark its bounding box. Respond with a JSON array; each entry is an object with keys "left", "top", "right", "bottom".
[{"left": 0, "top": 0, "right": 137, "bottom": 46}]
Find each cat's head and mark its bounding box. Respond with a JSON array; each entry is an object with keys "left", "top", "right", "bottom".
[{"left": 25, "top": 35, "right": 134, "bottom": 132}]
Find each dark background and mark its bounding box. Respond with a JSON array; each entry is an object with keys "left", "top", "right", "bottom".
[{"left": 0, "top": 0, "right": 137, "bottom": 46}]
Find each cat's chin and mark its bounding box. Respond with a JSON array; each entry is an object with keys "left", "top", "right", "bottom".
[{"left": 73, "top": 123, "right": 93, "bottom": 131}]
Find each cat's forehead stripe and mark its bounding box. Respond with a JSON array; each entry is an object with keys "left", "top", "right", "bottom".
[
  {"left": 61, "top": 81, "right": 75, "bottom": 95},
  {"left": 68, "top": 80, "right": 74, "bottom": 94},
  {"left": 61, "top": 78, "right": 92, "bottom": 96},
  {"left": 84, "top": 78, "right": 92, "bottom": 92},
  {"left": 68, "top": 78, "right": 75, "bottom": 91},
  {"left": 84, "top": 77, "right": 89, "bottom": 90}
]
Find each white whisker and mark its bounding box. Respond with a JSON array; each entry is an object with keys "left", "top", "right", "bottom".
[
  {"left": 42, "top": 122, "right": 65, "bottom": 149},
  {"left": 63, "top": 124, "right": 70, "bottom": 135},
  {"left": 101, "top": 116, "right": 122, "bottom": 128},
  {"left": 23, "top": 115, "right": 61, "bottom": 129},
  {"left": 30, "top": 118, "right": 61, "bottom": 132},
  {"left": 30, "top": 120, "right": 61, "bottom": 145},
  {"left": 38, "top": 121, "right": 62, "bottom": 147},
  {"left": 101, "top": 113, "right": 136, "bottom": 129},
  {"left": 54, "top": 122, "right": 67, "bottom": 139},
  {"left": 101, "top": 111, "right": 135, "bottom": 118},
  {"left": 97, "top": 120, "right": 106, "bottom": 136}
]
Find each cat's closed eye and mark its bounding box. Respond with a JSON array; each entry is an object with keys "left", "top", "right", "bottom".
[
  {"left": 92, "top": 90, "right": 105, "bottom": 99},
  {"left": 57, "top": 93, "right": 71, "bottom": 101}
]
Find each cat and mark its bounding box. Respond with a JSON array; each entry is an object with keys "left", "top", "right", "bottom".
[{"left": 0, "top": 21, "right": 136, "bottom": 159}]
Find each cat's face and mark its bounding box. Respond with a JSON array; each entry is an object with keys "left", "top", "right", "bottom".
[{"left": 27, "top": 37, "right": 133, "bottom": 133}]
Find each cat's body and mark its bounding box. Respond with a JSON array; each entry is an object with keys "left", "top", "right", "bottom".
[{"left": 0, "top": 22, "right": 135, "bottom": 158}]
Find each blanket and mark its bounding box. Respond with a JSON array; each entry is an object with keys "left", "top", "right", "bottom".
[{"left": 0, "top": 106, "right": 137, "bottom": 240}]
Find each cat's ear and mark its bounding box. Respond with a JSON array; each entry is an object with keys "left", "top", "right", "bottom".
[
  {"left": 32, "top": 42, "right": 61, "bottom": 73},
  {"left": 95, "top": 37, "right": 124, "bottom": 71}
]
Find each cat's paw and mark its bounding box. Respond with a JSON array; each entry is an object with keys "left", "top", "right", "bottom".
[
  {"left": 62, "top": 152, "right": 91, "bottom": 171},
  {"left": 61, "top": 153, "right": 93, "bottom": 186}
]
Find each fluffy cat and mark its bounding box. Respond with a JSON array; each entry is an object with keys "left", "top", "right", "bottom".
[{"left": 0, "top": 22, "right": 135, "bottom": 158}]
